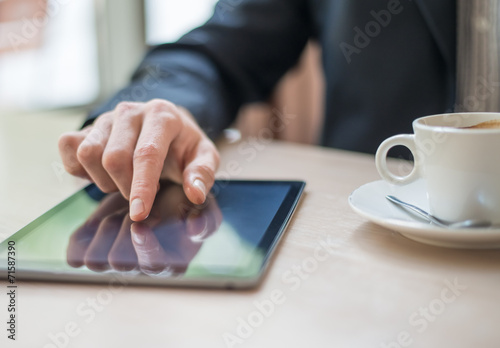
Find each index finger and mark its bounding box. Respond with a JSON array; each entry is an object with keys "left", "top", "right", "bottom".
[{"left": 129, "top": 103, "right": 182, "bottom": 221}]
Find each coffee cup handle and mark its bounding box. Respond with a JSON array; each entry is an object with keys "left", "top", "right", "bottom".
[{"left": 375, "top": 134, "right": 419, "bottom": 185}]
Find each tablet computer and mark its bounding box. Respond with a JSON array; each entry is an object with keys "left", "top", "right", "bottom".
[{"left": 0, "top": 180, "right": 305, "bottom": 289}]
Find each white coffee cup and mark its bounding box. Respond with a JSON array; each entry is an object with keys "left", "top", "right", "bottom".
[{"left": 375, "top": 112, "right": 500, "bottom": 224}]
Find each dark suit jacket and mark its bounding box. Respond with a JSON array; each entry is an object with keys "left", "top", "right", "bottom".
[{"left": 88, "top": 0, "right": 456, "bottom": 156}]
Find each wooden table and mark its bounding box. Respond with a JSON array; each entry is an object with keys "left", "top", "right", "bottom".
[{"left": 1, "top": 110, "right": 499, "bottom": 348}]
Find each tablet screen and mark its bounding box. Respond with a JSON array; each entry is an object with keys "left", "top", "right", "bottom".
[{"left": 0, "top": 180, "right": 305, "bottom": 288}]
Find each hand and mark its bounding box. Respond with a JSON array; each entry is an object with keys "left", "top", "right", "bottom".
[
  {"left": 66, "top": 181, "right": 222, "bottom": 275},
  {"left": 58, "top": 100, "right": 220, "bottom": 221}
]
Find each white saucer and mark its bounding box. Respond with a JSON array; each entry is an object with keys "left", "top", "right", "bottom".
[{"left": 349, "top": 179, "right": 500, "bottom": 249}]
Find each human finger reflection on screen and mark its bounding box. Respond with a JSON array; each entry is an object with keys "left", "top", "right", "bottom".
[{"left": 66, "top": 181, "right": 222, "bottom": 276}]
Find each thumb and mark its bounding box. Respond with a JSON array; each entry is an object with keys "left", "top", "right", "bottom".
[{"left": 182, "top": 141, "right": 220, "bottom": 205}]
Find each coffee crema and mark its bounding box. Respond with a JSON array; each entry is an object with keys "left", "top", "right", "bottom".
[{"left": 461, "top": 119, "right": 500, "bottom": 129}]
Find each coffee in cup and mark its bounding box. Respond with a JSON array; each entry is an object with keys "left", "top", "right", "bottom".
[
  {"left": 460, "top": 119, "right": 500, "bottom": 129},
  {"left": 375, "top": 112, "right": 500, "bottom": 225}
]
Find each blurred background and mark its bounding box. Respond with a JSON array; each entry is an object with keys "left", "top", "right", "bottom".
[
  {"left": 0, "top": 0, "right": 218, "bottom": 110},
  {"left": 0, "top": 0, "right": 323, "bottom": 143}
]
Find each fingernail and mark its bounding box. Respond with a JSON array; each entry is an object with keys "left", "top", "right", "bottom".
[
  {"left": 130, "top": 198, "right": 144, "bottom": 218},
  {"left": 193, "top": 179, "right": 206, "bottom": 196},
  {"left": 131, "top": 229, "right": 146, "bottom": 246},
  {"left": 187, "top": 215, "right": 209, "bottom": 240}
]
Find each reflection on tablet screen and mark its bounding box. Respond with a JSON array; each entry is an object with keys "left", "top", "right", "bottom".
[{"left": 0, "top": 180, "right": 303, "bottom": 287}]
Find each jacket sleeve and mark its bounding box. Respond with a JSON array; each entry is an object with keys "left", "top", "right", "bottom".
[{"left": 84, "top": 0, "right": 312, "bottom": 139}]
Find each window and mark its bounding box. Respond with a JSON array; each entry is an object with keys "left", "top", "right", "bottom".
[
  {"left": 0, "top": 0, "right": 219, "bottom": 111},
  {"left": 145, "top": 0, "right": 218, "bottom": 44},
  {"left": 0, "top": 0, "right": 99, "bottom": 110}
]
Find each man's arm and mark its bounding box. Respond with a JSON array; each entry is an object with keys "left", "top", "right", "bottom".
[{"left": 59, "top": 0, "right": 312, "bottom": 221}]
